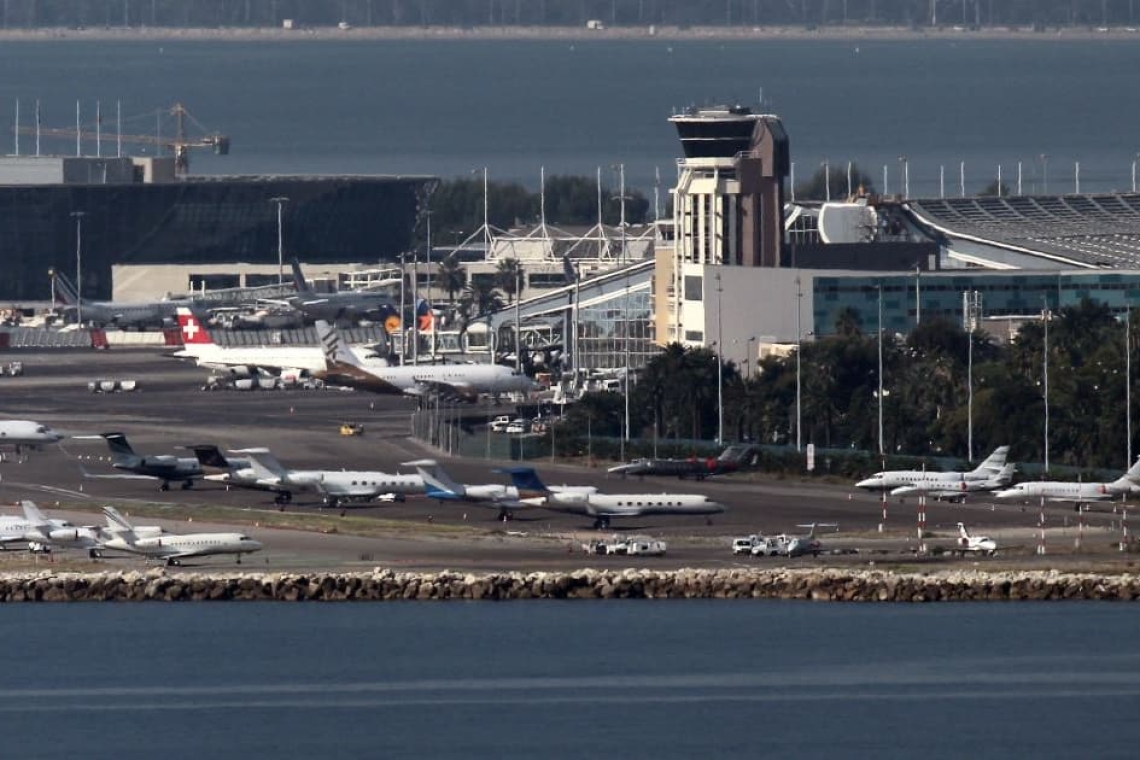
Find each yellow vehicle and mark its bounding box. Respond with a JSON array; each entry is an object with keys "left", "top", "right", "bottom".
[{"left": 339, "top": 422, "right": 364, "bottom": 436}]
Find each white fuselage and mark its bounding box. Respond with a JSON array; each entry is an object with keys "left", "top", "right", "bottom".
[
  {"left": 532, "top": 492, "right": 725, "bottom": 518},
  {"left": 174, "top": 343, "right": 385, "bottom": 375},
  {"left": 216, "top": 468, "right": 423, "bottom": 501},
  {"left": 994, "top": 481, "right": 1133, "bottom": 503},
  {"left": 0, "top": 517, "right": 100, "bottom": 549},
  {"left": 101, "top": 532, "right": 262, "bottom": 561},
  {"left": 857, "top": 469, "right": 985, "bottom": 491},
  {"left": 0, "top": 420, "right": 65, "bottom": 449}
]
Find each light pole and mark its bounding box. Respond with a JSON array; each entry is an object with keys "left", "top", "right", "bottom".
[
  {"left": 715, "top": 272, "right": 724, "bottom": 446},
  {"left": 877, "top": 283, "right": 884, "bottom": 456},
  {"left": 269, "top": 196, "right": 289, "bottom": 284},
  {"left": 1133, "top": 154, "right": 1138, "bottom": 194},
  {"left": 822, "top": 160, "right": 830, "bottom": 202},
  {"left": 1128, "top": 306, "right": 1133, "bottom": 467},
  {"left": 899, "top": 155, "right": 909, "bottom": 199},
  {"left": 964, "top": 290, "right": 981, "bottom": 462},
  {"left": 70, "top": 211, "right": 85, "bottom": 326},
  {"left": 1043, "top": 301, "right": 1050, "bottom": 473},
  {"left": 795, "top": 275, "right": 803, "bottom": 452},
  {"left": 746, "top": 335, "right": 757, "bottom": 378},
  {"left": 1040, "top": 154, "right": 1049, "bottom": 194}
]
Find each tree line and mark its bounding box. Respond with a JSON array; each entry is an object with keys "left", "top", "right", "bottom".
[
  {"left": 551, "top": 299, "right": 1140, "bottom": 474},
  {"left": 4, "top": 1, "right": 1139, "bottom": 30}
]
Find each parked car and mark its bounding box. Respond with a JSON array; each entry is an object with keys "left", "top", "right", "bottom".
[
  {"left": 505, "top": 418, "right": 530, "bottom": 434},
  {"left": 490, "top": 415, "right": 513, "bottom": 433}
]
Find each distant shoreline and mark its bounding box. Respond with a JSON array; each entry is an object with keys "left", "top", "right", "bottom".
[{"left": 1, "top": 24, "right": 1140, "bottom": 43}]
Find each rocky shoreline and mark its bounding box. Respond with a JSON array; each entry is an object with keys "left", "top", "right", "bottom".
[{"left": 2, "top": 567, "right": 1140, "bottom": 602}]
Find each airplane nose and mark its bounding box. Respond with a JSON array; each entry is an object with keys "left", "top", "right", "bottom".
[{"left": 855, "top": 478, "right": 879, "bottom": 489}]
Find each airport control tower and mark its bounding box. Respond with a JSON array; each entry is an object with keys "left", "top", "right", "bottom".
[{"left": 669, "top": 105, "right": 790, "bottom": 268}]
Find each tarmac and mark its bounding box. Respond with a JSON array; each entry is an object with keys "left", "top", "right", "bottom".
[{"left": 1, "top": 347, "right": 1137, "bottom": 574}]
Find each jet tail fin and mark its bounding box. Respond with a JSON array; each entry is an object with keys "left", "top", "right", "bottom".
[
  {"left": 402, "top": 459, "right": 464, "bottom": 498},
  {"left": 230, "top": 447, "right": 287, "bottom": 481},
  {"left": 958, "top": 521, "right": 970, "bottom": 539},
  {"left": 100, "top": 432, "right": 137, "bottom": 462},
  {"left": 50, "top": 268, "right": 81, "bottom": 307},
  {"left": 102, "top": 505, "right": 136, "bottom": 533},
  {"left": 315, "top": 320, "right": 363, "bottom": 368},
  {"left": 176, "top": 307, "right": 216, "bottom": 346},
  {"left": 291, "top": 258, "right": 312, "bottom": 294},
  {"left": 185, "top": 444, "right": 230, "bottom": 469},
  {"left": 20, "top": 500, "right": 48, "bottom": 526},
  {"left": 970, "top": 445, "right": 1010, "bottom": 476},
  {"left": 495, "top": 466, "right": 550, "bottom": 495}
]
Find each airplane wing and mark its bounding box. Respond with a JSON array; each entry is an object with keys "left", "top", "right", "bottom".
[
  {"left": 407, "top": 379, "right": 479, "bottom": 403},
  {"left": 78, "top": 463, "right": 161, "bottom": 481}
]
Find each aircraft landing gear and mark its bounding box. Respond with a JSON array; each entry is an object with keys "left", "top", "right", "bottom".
[
  {"left": 165, "top": 558, "right": 182, "bottom": 567},
  {"left": 159, "top": 482, "right": 171, "bottom": 492},
  {"left": 181, "top": 480, "right": 193, "bottom": 490},
  {"left": 592, "top": 517, "right": 611, "bottom": 530},
  {"left": 498, "top": 508, "right": 513, "bottom": 522},
  {"left": 88, "top": 548, "right": 103, "bottom": 559}
]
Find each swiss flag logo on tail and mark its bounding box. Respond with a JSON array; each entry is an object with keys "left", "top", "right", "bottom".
[{"left": 177, "top": 308, "right": 212, "bottom": 345}]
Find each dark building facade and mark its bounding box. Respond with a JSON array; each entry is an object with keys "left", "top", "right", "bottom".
[{"left": 0, "top": 175, "right": 434, "bottom": 300}]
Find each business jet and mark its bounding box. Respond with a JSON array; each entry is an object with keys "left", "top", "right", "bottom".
[
  {"left": 98, "top": 506, "right": 262, "bottom": 566},
  {"left": 498, "top": 466, "right": 726, "bottom": 530},
  {"left": 171, "top": 307, "right": 388, "bottom": 378},
  {"left": 0, "top": 501, "right": 102, "bottom": 555},
  {"left": 315, "top": 321, "right": 537, "bottom": 402},
  {"left": 0, "top": 419, "right": 64, "bottom": 462},
  {"left": 854, "top": 446, "right": 1010, "bottom": 493},
  {"left": 894, "top": 463, "right": 1017, "bottom": 503},
  {"left": 784, "top": 523, "right": 839, "bottom": 558},
  {"left": 402, "top": 458, "right": 535, "bottom": 521},
  {"left": 79, "top": 433, "right": 204, "bottom": 491},
  {"left": 220, "top": 448, "right": 423, "bottom": 512},
  {"left": 993, "top": 458, "right": 1140, "bottom": 506},
  {"left": 956, "top": 522, "right": 998, "bottom": 556}
]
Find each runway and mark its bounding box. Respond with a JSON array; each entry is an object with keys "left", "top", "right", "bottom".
[{"left": 0, "top": 348, "right": 1132, "bottom": 572}]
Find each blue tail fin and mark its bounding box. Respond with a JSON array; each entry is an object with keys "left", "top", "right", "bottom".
[
  {"left": 51, "top": 269, "right": 81, "bottom": 306},
  {"left": 496, "top": 466, "right": 549, "bottom": 495}
]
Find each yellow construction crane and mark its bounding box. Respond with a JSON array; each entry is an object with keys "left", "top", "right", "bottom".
[{"left": 13, "top": 102, "right": 230, "bottom": 175}]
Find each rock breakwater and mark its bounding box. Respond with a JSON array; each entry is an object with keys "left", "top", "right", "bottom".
[{"left": 2, "top": 568, "right": 1139, "bottom": 602}]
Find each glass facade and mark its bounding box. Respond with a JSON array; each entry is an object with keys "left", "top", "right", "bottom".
[
  {"left": 813, "top": 271, "right": 1140, "bottom": 336},
  {"left": 576, "top": 287, "right": 656, "bottom": 371}
]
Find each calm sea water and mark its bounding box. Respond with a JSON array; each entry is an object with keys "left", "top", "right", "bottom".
[
  {"left": 1, "top": 601, "right": 1139, "bottom": 758},
  {"left": 1, "top": 38, "right": 1139, "bottom": 196}
]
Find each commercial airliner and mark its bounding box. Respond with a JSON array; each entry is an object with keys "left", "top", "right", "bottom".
[
  {"left": 993, "top": 458, "right": 1140, "bottom": 506},
  {"left": 316, "top": 320, "right": 536, "bottom": 401},
  {"left": 0, "top": 419, "right": 64, "bottom": 462},
  {"left": 51, "top": 268, "right": 205, "bottom": 329},
  {"left": 257, "top": 259, "right": 398, "bottom": 323},
  {"left": 99, "top": 506, "right": 263, "bottom": 566},
  {"left": 171, "top": 308, "right": 388, "bottom": 377},
  {"left": 854, "top": 446, "right": 1010, "bottom": 493},
  {"left": 500, "top": 466, "right": 727, "bottom": 530}
]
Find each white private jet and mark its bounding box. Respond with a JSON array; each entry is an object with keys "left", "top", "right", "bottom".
[
  {"left": 171, "top": 307, "right": 387, "bottom": 378},
  {"left": 315, "top": 320, "right": 537, "bottom": 402},
  {"left": 0, "top": 501, "right": 101, "bottom": 555},
  {"left": 993, "top": 458, "right": 1140, "bottom": 506},
  {"left": 0, "top": 419, "right": 64, "bottom": 462},
  {"left": 403, "top": 458, "right": 535, "bottom": 521},
  {"left": 898, "top": 463, "right": 1017, "bottom": 503},
  {"left": 98, "top": 506, "right": 262, "bottom": 566},
  {"left": 956, "top": 522, "right": 997, "bottom": 556},
  {"left": 784, "top": 523, "right": 839, "bottom": 558},
  {"left": 855, "top": 446, "right": 1010, "bottom": 494},
  {"left": 215, "top": 448, "right": 424, "bottom": 513},
  {"left": 498, "top": 465, "right": 726, "bottom": 530}
]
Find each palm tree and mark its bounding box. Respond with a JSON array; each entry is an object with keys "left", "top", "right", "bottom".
[
  {"left": 437, "top": 255, "right": 466, "bottom": 305},
  {"left": 496, "top": 258, "right": 524, "bottom": 304},
  {"left": 464, "top": 281, "right": 503, "bottom": 317}
]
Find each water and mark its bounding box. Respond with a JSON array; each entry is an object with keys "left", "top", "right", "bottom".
[
  {"left": 2, "top": 601, "right": 1139, "bottom": 758},
  {"left": 1, "top": 38, "right": 1139, "bottom": 196}
]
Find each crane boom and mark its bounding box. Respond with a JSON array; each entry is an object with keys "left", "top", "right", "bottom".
[{"left": 11, "top": 102, "right": 230, "bottom": 175}]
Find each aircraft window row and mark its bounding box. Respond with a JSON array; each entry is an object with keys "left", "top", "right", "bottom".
[{"left": 349, "top": 481, "right": 400, "bottom": 486}]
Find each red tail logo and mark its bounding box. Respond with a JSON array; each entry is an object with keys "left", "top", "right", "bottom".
[{"left": 177, "top": 310, "right": 212, "bottom": 344}]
